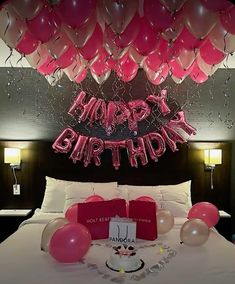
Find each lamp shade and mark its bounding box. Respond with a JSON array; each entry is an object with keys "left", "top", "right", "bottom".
[
  {"left": 4, "top": 148, "right": 21, "bottom": 165},
  {"left": 204, "top": 149, "right": 222, "bottom": 166}
]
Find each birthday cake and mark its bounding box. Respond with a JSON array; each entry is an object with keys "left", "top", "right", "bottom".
[{"left": 106, "top": 244, "right": 144, "bottom": 273}]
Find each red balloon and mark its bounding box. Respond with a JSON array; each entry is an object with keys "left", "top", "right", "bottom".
[
  {"left": 84, "top": 195, "right": 105, "bottom": 202},
  {"left": 15, "top": 30, "right": 39, "bottom": 55},
  {"left": 117, "top": 53, "right": 138, "bottom": 76},
  {"left": 115, "top": 13, "right": 140, "bottom": 48},
  {"left": 37, "top": 56, "right": 59, "bottom": 75},
  {"left": 157, "top": 38, "right": 181, "bottom": 63},
  {"left": 90, "top": 49, "right": 111, "bottom": 76},
  {"left": 220, "top": 6, "right": 235, "bottom": 35},
  {"left": 79, "top": 24, "right": 103, "bottom": 60},
  {"left": 65, "top": 203, "right": 78, "bottom": 223},
  {"left": 57, "top": 45, "right": 77, "bottom": 69},
  {"left": 188, "top": 202, "right": 220, "bottom": 228},
  {"left": 144, "top": 0, "right": 173, "bottom": 32},
  {"left": 175, "top": 26, "right": 206, "bottom": 51},
  {"left": 55, "top": 0, "right": 96, "bottom": 29},
  {"left": 201, "top": 0, "right": 232, "bottom": 12},
  {"left": 199, "top": 39, "right": 225, "bottom": 65},
  {"left": 133, "top": 17, "right": 157, "bottom": 56},
  {"left": 190, "top": 63, "right": 208, "bottom": 84},
  {"left": 145, "top": 51, "right": 162, "bottom": 72},
  {"left": 169, "top": 60, "right": 193, "bottom": 79},
  {"left": 49, "top": 223, "right": 91, "bottom": 263},
  {"left": 27, "top": 6, "right": 60, "bottom": 43}
]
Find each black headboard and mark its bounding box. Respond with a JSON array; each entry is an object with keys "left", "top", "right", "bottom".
[{"left": 0, "top": 141, "right": 231, "bottom": 213}]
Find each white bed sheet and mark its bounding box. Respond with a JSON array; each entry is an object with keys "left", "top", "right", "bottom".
[{"left": 0, "top": 210, "right": 235, "bottom": 284}]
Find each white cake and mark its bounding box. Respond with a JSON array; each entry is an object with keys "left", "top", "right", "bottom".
[{"left": 106, "top": 244, "right": 144, "bottom": 273}]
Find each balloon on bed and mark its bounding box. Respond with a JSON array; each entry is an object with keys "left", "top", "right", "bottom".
[
  {"left": 1, "top": 0, "right": 235, "bottom": 86},
  {"left": 180, "top": 202, "right": 220, "bottom": 246}
]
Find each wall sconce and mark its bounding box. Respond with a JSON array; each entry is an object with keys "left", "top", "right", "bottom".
[
  {"left": 204, "top": 149, "right": 222, "bottom": 190},
  {"left": 4, "top": 148, "right": 21, "bottom": 193}
]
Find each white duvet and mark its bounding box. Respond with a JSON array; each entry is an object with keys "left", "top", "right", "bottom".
[{"left": 0, "top": 210, "right": 235, "bottom": 284}]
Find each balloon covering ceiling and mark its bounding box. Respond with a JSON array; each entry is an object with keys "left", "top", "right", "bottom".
[{"left": 0, "top": 0, "right": 235, "bottom": 86}]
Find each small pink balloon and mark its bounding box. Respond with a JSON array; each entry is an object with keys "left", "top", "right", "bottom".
[
  {"left": 90, "top": 49, "right": 111, "bottom": 76},
  {"left": 117, "top": 53, "right": 138, "bottom": 77},
  {"left": 188, "top": 202, "right": 220, "bottom": 228},
  {"left": 175, "top": 26, "right": 206, "bottom": 51},
  {"left": 135, "top": 196, "right": 155, "bottom": 202},
  {"left": 15, "top": 30, "right": 39, "bottom": 55},
  {"left": 37, "top": 57, "right": 58, "bottom": 75},
  {"left": 169, "top": 59, "right": 193, "bottom": 79},
  {"left": 190, "top": 63, "right": 208, "bottom": 83},
  {"left": 57, "top": 45, "right": 77, "bottom": 69},
  {"left": 157, "top": 38, "right": 181, "bottom": 63},
  {"left": 199, "top": 39, "right": 225, "bottom": 65},
  {"left": 65, "top": 203, "right": 78, "bottom": 223},
  {"left": 145, "top": 51, "right": 162, "bottom": 72},
  {"left": 84, "top": 195, "right": 105, "bottom": 203},
  {"left": 49, "top": 223, "right": 91, "bottom": 263}
]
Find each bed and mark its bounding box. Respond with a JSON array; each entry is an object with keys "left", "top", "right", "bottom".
[{"left": 0, "top": 177, "right": 235, "bottom": 284}]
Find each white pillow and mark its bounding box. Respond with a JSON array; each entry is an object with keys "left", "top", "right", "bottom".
[
  {"left": 118, "top": 181, "right": 192, "bottom": 217},
  {"left": 41, "top": 176, "right": 76, "bottom": 213},
  {"left": 121, "top": 185, "right": 162, "bottom": 204},
  {"left": 63, "top": 181, "right": 120, "bottom": 212}
]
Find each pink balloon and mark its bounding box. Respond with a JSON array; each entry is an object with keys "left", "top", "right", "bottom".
[
  {"left": 175, "top": 26, "right": 206, "bottom": 51},
  {"left": 55, "top": 0, "right": 96, "bottom": 29},
  {"left": 75, "top": 68, "right": 87, "bottom": 84},
  {"left": 169, "top": 59, "right": 193, "bottom": 79},
  {"left": 190, "top": 63, "right": 208, "bottom": 83},
  {"left": 37, "top": 57, "right": 59, "bottom": 75},
  {"left": 157, "top": 38, "right": 181, "bottom": 63},
  {"left": 143, "top": 132, "right": 166, "bottom": 161},
  {"left": 199, "top": 39, "right": 225, "bottom": 65},
  {"left": 65, "top": 203, "right": 78, "bottom": 223},
  {"left": 145, "top": 51, "right": 162, "bottom": 72},
  {"left": 161, "top": 10, "right": 184, "bottom": 41},
  {"left": 84, "top": 195, "right": 105, "bottom": 203},
  {"left": 201, "top": 0, "right": 232, "bottom": 12},
  {"left": 133, "top": 17, "right": 157, "bottom": 56},
  {"left": 49, "top": 223, "right": 91, "bottom": 263},
  {"left": 90, "top": 49, "right": 111, "bottom": 76},
  {"left": 188, "top": 202, "right": 220, "bottom": 228},
  {"left": 57, "top": 45, "right": 77, "bottom": 69},
  {"left": 83, "top": 137, "right": 104, "bottom": 167},
  {"left": 52, "top": 127, "right": 78, "bottom": 153},
  {"left": 144, "top": 0, "right": 173, "bottom": 32},
  {"left": 79, "top": 24, "right": 103, "bottom": 60},
  {"left": 126, "top": 137, "right": 148, "bottom": 167},
  {"left": 117, "top": 53, "right": 138, "bottom": 77},
  {"left": 15, "top": 30, "right": 39, "bottom": 55},
  {"left": 220, "top": 6, "right": 235, "bottom": 35},
  {"left": 27, "top": 6, "right": 60, "bottom": 43},
  {"left": 136, "top": 196, "right": 155, "bottom": 202}
]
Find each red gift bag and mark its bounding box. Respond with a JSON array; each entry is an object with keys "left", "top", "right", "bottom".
[
  {"left": 76, "top": 199, "right": 127, "bottom": 240},
  {"left": 129, "top": 200, "right": 157, "bottom": 240}
]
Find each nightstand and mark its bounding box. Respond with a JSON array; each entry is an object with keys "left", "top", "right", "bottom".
[
  {"left": 0, "top": 209, "right": 33, "bottom": 243},
  {"left": 215, "top": 210, "right": 232, "bottom": 241}
]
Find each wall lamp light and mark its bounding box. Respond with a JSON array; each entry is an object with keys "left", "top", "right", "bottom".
[
  {"left": 204, "top": 149, "right": 222, "bottom": 190},
  {"left": 4, "top": 148, "right": 21, "bottom": 193}
]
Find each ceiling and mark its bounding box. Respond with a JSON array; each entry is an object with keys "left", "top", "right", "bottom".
[{"left": 0, "top": 38, "right": 235, "bottom": 69}]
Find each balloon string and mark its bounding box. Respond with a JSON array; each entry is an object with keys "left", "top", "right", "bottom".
[
  {"left": 4, "top": 10, "right": 10, "bottom": 37},
  {"left": 5, "top": 47, "right": 13, "bottom": 65}
]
